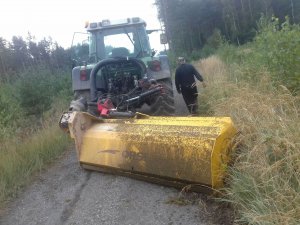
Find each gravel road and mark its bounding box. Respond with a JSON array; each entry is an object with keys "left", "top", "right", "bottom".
[{"left": 0, "top": 81, "right": 233, "bottom": 225}]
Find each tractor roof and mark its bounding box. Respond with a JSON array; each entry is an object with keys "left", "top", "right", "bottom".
[{"left": 85, "top": 17, "right": 146, "bottom": 32}]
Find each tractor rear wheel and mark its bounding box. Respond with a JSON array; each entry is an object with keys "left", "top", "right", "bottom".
[{"left": 150, "top": 80, "right": 175, "bottom": 116}]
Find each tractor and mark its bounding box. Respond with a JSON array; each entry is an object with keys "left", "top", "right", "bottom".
[
  {"left": 60, "top": 18, "right": 237, "bottom": 193},
  {"left": 70, "top": 17, "right": 174, "bottom": 117}
]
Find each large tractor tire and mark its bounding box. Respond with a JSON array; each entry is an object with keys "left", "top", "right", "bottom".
[{"left": 150, "top": 79, "right": 175, "bottom": 116}]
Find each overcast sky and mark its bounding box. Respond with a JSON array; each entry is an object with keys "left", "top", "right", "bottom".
[{"left": 0, "top": 0, "right": 163, "bottom": 49}]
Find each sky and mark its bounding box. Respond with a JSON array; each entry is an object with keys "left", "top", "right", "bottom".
[{"left": 0, "top": 0, "right": 164, "bottom": 50}]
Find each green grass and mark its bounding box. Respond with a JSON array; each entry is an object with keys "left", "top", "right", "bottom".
[
  {"left": 0, "top": 125, "right": 70, "bottom": 205},
  {"left": 196, "top": 56, "right": 300, "bottom": 225}
]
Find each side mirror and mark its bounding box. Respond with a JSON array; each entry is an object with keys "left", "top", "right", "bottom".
[{"left": 160, "top": 33, "right": 168, "bottom": 45}]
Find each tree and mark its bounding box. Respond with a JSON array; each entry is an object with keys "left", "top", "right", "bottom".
[{"left": 155, "top": 0, "right": 300, "bottom": 55}]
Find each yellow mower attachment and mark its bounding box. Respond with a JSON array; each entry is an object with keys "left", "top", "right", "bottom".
[{"left": 60, "top": 112, "right": 237, "bottom": 192}]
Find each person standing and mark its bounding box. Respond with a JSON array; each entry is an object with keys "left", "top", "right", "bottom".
[{"left": 175, "top": 57, "right": 206, "bottom": 114}]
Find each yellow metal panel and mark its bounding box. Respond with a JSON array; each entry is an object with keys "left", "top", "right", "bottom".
[
  {"left": 80, "top": 124, "right": 214, "bottom": 185},
  {"left": 211, "top": 120, "right": 237, "bottom": 189},
  {"left": 66, "top": 112, "right": 237, "bottom": 190}
]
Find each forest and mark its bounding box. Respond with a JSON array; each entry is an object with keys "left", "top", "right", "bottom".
[
  {"left": 155, "top": 0, "right": 300, "bottom": 52},
  {"left": 0, "top": 36, "right": 71, "bottom": 80}
]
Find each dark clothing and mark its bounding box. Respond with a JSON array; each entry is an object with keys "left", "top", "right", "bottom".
[
  {"left": 175, "top": 63, "right": 203, "bottom": 93},
  {"left": 181, "top": 86, "right": 198, "bottom": 114},
  {"left": 175, "top": 63, "right": 204, "bottom": 114}
]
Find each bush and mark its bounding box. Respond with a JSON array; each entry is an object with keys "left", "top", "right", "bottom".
[
  {"left": 0, "top": 86, "right": 21, "bottom": 126},
  {"left": 0, "top": 84, "right": 23, "bottom": 140},
  {"left": 15, "top": 66, "right": 71, "bottom": 116},
  {"left": 0, "top": 65, "right": 71, "bottom": 144},
  {"left": 194, "top": 29, "right": 224, "bottom": 59},
  {"left": 0, "top": 86, "right": 72, "bottom": 205},
  {"left": 254, "top": 17, "right": 300, "bottom": 93},
  {"left": 0, "top": 57, "right": 72, "bottom": 207},
  {"left": 218, "top": 17, "right": 300, "bottom": 94}
]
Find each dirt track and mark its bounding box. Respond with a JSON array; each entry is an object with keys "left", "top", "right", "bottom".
[{"left": 0, "top": 82, "right": 233, "bottom": 225}]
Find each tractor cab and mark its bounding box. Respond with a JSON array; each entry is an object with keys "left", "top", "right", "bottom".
[
  {"left": 87, "top": 18, "right": 152, "bottom": 62},
  {"left": 72, "top": 18, "right": 153, "bottom": 66}
]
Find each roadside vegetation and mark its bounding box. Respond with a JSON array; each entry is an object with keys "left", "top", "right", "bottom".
[
  {"left": 1, "top": 1, "right": 299, "bottom": 223},
  {"left": 0, "top": 37, "right": 72, "bottom": 206},
  {"left": 156, "top": 1, "right": 300, "bottom": 222},
  {"left": 197, "top": 19, "right": 300, "bottom": 225}
]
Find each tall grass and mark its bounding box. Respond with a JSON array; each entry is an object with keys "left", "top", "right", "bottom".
[
  {"left": 196, "top": 56, "right": 300, "bottom": 224},
  {"left": 0, "top": 67, "right": 72, "bottom": 206},
  {"left": 0, "top": 125, "right": 70, "bottom": 205},
  {"left": 0, "top": 95, "right": 72, "bottom": 206}
]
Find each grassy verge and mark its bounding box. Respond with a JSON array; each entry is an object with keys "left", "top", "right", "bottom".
[
  {"left": 0, "top": 125, "right": 70, "bottom": 206},
  {"left": 0, "top": 67, "right": 72, "bottom": 207},
  {"left": 196, "top": 56, "right": 300, "bottom": 224}
]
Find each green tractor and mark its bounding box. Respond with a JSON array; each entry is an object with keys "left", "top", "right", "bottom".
[{"left": 70, "top": 17, "right": 174, "bottom": 117}]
